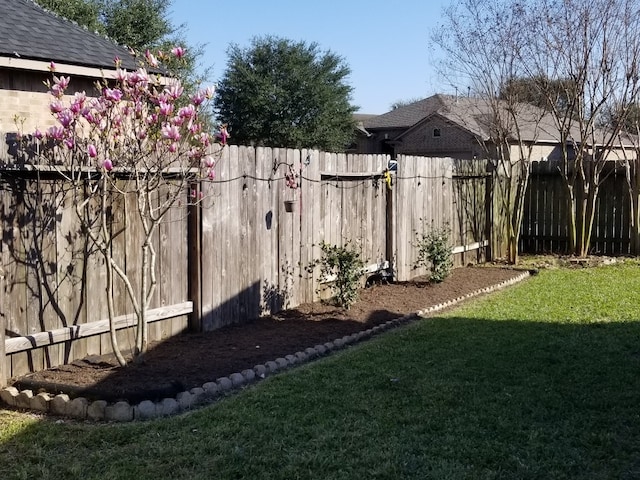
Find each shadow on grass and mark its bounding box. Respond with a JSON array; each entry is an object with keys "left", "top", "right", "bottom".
[
  {"left": 3, "top": 315, "right": 640, "bottom": 479},
  {"left": 12, "top": 305, "right": 407, "bottom": 404}
]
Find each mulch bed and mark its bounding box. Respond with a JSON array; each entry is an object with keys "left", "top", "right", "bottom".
[{"left": 12, "top": 266, "right": 527, "bottom": 403}]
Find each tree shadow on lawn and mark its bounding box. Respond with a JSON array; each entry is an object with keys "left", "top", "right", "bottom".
[
  {"left": 4, "top": 317, "right": 640, "bottom": 479},
  {"left": 13, "top": 307, "right": 406, "bottom": 404}
]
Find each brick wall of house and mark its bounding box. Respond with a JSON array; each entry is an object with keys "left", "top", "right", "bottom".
[
  {"left": 0, "top": 69, "right": 98, "bottom": 134},
  {"left": 395, "top": 117, "right": 482, "bottom": 159}
]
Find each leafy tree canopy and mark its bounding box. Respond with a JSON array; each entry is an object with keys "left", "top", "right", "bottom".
[
  {"left": 36, "top": 0, "right": 172, "bottom": 51},
  {"left": 101, "top": 0, "right": 173, "bottom": 51},
  {"left": 499, "top": 76, "right": 577, "bottom": 117},
  {"left": 601, "top": 102, "right": 640, "bottom": 134},
  {"left": 214, "top": 35, "right": 357, "bottom": 151},
  {"left": 36, "top": 0, "right": 104, "bottom": 34}
]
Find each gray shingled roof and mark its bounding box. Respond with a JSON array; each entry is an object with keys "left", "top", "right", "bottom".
[
  {"left": 0, "top": 0, "right": 140, "bottom": 71},
  {"left": 363, "top": 94, "right": 631, "bottom": 146},
  {"left": 362, "top": 95, "right": 452, "bottom": 129}
]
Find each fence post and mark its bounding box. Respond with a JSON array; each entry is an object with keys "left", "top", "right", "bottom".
[
  {"left": 385, "top": 170, "right": 395, "bottom": 278},
  {"left": 187, "top": 182, "right": 202, "bottom": 332},
  {"left": 485, "top": 172, "right": 494, "bottom": 262}
]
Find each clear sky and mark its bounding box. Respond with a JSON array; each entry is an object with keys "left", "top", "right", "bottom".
[{"left": 168, "top": 0, "right": 455, "bottom": 115}]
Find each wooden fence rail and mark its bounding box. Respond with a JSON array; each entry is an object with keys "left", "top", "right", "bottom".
[{"left": 1, "top": 146, "right": 490, "bottom": 385}]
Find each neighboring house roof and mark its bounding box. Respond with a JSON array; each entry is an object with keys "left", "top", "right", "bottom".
[
  {"left": 363, "top": 95, "right": 451, "bottom": 130},
  {"left": 353, "top": 113, "right": 378, "bottom": 123},
  {"left": 364, "top": 94, "right": 638, "bottom": 148},
  {"left": 0, "top": 0, "right": 142, "bottom": 74}
]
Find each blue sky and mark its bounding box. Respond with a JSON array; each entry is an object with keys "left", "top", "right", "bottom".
[{"left": 169, "top": 0, "right": 455, "bottom": 114}]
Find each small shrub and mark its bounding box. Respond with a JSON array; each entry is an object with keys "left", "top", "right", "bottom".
[
  {"left": 415, "top": 224, "right": 453, "bottom": 283},
  {"left": 317, "top": 241, "right": 365, "bottom": 309}
]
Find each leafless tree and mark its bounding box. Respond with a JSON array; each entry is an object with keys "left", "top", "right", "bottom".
[
  {"left": 525, "top": 0, "right": 640, "bottom": 257},
  {"left": 432, "top": 0, "right": 547, "bottom": 264}
]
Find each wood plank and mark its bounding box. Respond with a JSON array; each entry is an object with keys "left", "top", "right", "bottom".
[
  {"left": 187, "top": 180, "right": 202, "bottom": 332},
  {"left": 253, "top": 146, "right": 270, "bottom": 313},
  {"left": 24, "top": 180, "right": 45, "bottom": 373},
  {"left": 266, "top": 147, "right": 280, "bottom": 313},
  {"left": 199, "top": 146, "right": 220, "bottom": 330},
  {"left": 6, "top": 179, "right": 29, "bottom": 377},
  {"left": 290, "top": 148, "right": 301, "bottom": 306},
  {"left": 6, "top": 302, "right": 193, "bottom": 354},
  {"left": 0, "top": 186, "right": 7, "bottom": 386},
  {"left": 170, "top": 187, "right": 189, "bottom": 336}
]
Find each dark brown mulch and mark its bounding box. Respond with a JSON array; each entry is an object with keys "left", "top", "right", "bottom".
[{"left": 12, "top": 267, "right": 527, "bottom": 403}]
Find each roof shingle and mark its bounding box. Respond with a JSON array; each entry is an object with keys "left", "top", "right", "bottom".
[{"left": 0, "top": 0, "right": 139, "bottom": 71}]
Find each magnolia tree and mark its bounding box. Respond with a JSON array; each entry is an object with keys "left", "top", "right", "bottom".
[{"left": 25, "top": 48, "right": 221, "bottom": 365}]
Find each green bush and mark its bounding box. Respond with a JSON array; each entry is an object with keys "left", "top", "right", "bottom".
[
  {"left": 317, "top": 241, "right": 365, "bottom": 309},
  {"left": 415, "top": 224, "right": 453, "bottom": 283}
]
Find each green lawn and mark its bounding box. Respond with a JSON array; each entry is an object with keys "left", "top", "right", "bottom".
[{"left": 2, "top": 262, "right": 640, "bottom": 479}]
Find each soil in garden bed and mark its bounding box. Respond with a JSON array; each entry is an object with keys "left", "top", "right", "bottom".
[{"left": 12, "top": 267, "right": 526, "bottom": 404}]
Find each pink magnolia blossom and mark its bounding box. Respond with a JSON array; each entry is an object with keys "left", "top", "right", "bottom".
[
  {"left": 198, "top": 132, "right": 211, "bottom": 147},
  {"left": 69, "top": 92, "right": 86, "bottom": 114},
  {"left": 171, "top": 46, "right": 186, "bottom": 59},
  {"left": 48, "top": 61, "right": 56, "bottom": 72},
  {"left": 87, "top": 144, "right": 97, "bottom": 158},
  {"left": 203, "top": 156, "right": 215, "bottom": 168},
  {"left": 49, "top": 100, "right": 64, "bottom": 113},
  {"left": 158, "top": 101, "right": 173, "bottom": 116},
  {"left": 128, "top": 68, "right": 149, "bottom": 86},
  {"left": 102, "top": 159, "right": 113, "bottom": 171},
  {"left": 83, "top": 111, "right": 98, "bottom": 125},
  {"left": 57, "top": 109, "right": 74, "bottom": 128},
  {"left": 178, "top": 105, "right": 195, "bottom": 119},
  {"left": 161, "top": 124, "right": 181, "bottom": 141},
  {"left": 63, "top": 138, "right": 74, "bottom": 149},
  {"left": 207, "top": 168, "right": 215, "bottom": 180},
  {"left": 115, "top": 68, "right": 128, "bottom": 82},
  {"left": 46, "top": 125, "right": 64, "bottom": 140},
  {"left": 33, "top": 128, "right": 44, "bottom": 140},
  {"left": 191, "top": 91, "right": 206, "bottom": 106},
  {"left": 145, "top": 49, "right": 159, "bottom": 68},
  {"left": 50, "top": 75, "right": 70, "bottom": 98},
  {"left": 216, "top": 124, "right": 230, "bottom": 145},
  {"left": 103, "top": 88, "right": 123, "bottom": 102},
  {"left": 166, "top": 83, "right": 184, "bottom": 100}
]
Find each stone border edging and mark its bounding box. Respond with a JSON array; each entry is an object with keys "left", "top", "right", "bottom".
[{"left": 0, "top": 270, "right": 530, "bottom": 422}]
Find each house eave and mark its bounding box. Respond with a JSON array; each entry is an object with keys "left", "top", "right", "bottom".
[{"left": 0, "top": 56, "right": 170, "bottom": 84}]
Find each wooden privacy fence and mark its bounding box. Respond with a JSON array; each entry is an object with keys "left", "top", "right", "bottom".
[
  {"left": 0, "top": 169, "right": 191, "bottom": 385},
  {"left": 520, "top": 161, "right": 631, "bottom": 255},
  {"left": 193, "top": 148, "right": 490, "bottom": 331},
  {"left": 1, "top": 146, "right": 491, "bottom": 385}
]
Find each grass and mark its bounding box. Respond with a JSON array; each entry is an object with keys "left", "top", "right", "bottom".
[{"left": 2, "top": 261, "right": 640, "bottom": 479}]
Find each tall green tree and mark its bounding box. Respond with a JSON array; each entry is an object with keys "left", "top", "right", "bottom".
[
  {"left": 214, "top": 35, "right": 357, "bottom": 151},
  {"left": 35, "top": 0, "right": 104, "bottom": 33},
  {"left": 36, "top": 0, "right": 172, "bottom": 51},
  {"left": 101, "top": 0, "right": 173, "bottom": 51},
  {"left": 500, "top": 76, "right": 577, "bottom": 118}
]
